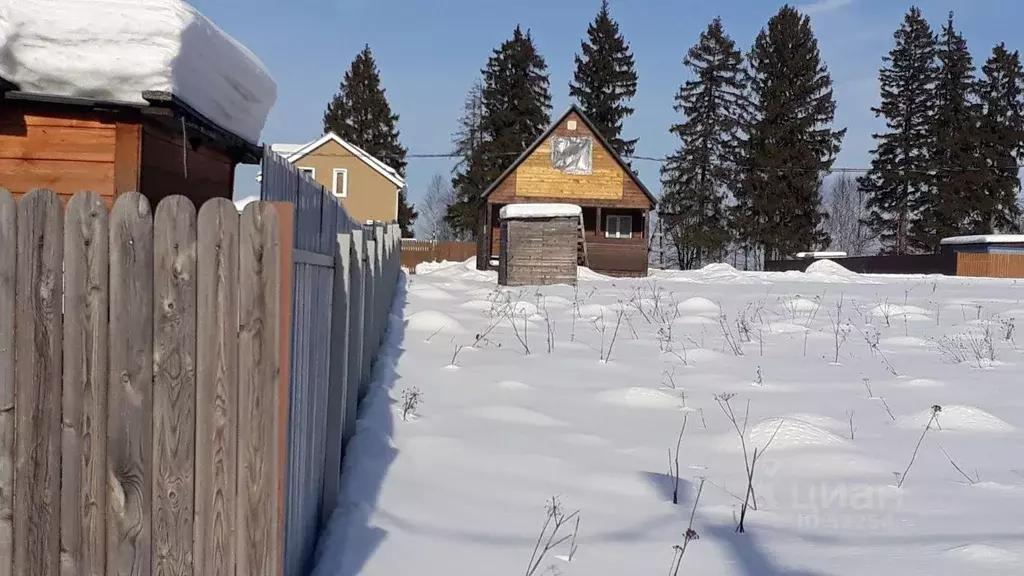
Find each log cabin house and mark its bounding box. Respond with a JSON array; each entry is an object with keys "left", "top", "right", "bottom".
[
  {"left": 0, "top": 81, "right": 261, "bottom": 209},
  {"left": 478, "top": 105, "right": 656, "bottom": 277}
]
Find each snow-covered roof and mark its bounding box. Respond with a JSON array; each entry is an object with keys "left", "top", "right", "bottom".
[
  {"left": 940, "top": 234, "right": 1024, "bottom": 245},
  {"left": 796, "top": 251, "right": 848, "bottom": 258},
  {"left": 0, "top": 0, "right": 277, "bottom": 145},
  {"left": 277, "top": 133, "right": 405, "bottom": 188},
  {"left": 269, "top": 143, "right": 306, "bottom": 156},
  {"left": 500, "top": 204, "right": 582, "bottom": 220}
]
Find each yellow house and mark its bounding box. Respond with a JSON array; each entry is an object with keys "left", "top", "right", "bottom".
[{"left": 269, "top": 132, "right": 404, "bottom": 224}]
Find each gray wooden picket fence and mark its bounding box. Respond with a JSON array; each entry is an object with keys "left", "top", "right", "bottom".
[
  {"left": 260, "top": 147, "right": 402, "bottom": 576},
  {"left": 1, "top": 152, "right": 402, "bottom": 575},
  {"left": 1, "top": 189, "right": 289, "bottom": 576}
]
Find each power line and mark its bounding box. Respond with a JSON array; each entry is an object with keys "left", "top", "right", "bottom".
[{"left": 302, "top": 150, "right": 1024, "bottom": 175}]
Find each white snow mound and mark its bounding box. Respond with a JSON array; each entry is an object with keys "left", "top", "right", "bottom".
[
  {"left": 805, "top": 259, "right": 859, "bottom": 278},
  {"left": 405, "top": 310, "right": 467, "bottom": 334},
  {"left": 0, "top": 0, "right": 277, "bottom": 144},
  {"left": 748, "top": 417, "right": 850, "bottom": 451},
  {"left": 676, "top": 296, "right": 721, "bottom": 315},
  {"left": 897, "top": 405, "right": 1016, "bottom": 433}
]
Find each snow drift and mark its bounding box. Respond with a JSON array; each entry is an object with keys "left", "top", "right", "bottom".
[{"left": 0, "top": 0, "right": 277, "bottom": 144}]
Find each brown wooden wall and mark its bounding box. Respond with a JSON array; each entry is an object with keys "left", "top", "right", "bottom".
[
  {"left": 956, "top": 252, "right": 1024, "bottom": 278},
  {"left": 0, "top": 101, "right": 235, "bottom": 210},
  {"left": 140, "top": 121, "right": 234, "bottom": 208},
  {"left": 0, "top": 104, "right": 120, "bottom": 205}
]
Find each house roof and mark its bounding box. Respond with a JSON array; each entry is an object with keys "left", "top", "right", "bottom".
[
  {"left": 275, "top": 132, "right": 405, "bottom": 188},
  {"left": 480, "top": 104, "right": 656, "bottom": 206}
]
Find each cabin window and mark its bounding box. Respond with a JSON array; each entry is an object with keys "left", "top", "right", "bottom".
[
  {"left": 605, "top": 214, "right": 633, "bottom": 239},
  {"left": 298, "top": 166, "right": 316, "bottom": 180},
  {"left": 332, "top": 168, "right": 348, "bottom": 198},
  {"left": 550, "top": 135, "right": 593, "bottom": 175}
]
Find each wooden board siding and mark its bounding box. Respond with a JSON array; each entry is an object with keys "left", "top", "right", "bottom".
[
  {"left": 956, "top": 252, "right": 1024, "bottom": 278},
  {"left": 140, "top": 122, "right": 234, "bottom": 208},
  {"left": 486, "top": 112, "right": 653, "bottom": 211},
  {"left": 514, "top": 111, "right": 622, "bottom": 201},
  {"left": 0, "top": 106, "right": 118, "bottom": 203},
  {"left": 288, "top": 139, "right": 399, "bottom": 223},
  {"left": 489, "top": 205, "right": 647, "bottom": 275},
  {"left": 500, "top": 216, "right": 578, "bottom": 286}
]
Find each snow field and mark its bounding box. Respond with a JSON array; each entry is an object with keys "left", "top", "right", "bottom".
[{"left": 317, "top": 260, "right": 1024, "bottom": 576}]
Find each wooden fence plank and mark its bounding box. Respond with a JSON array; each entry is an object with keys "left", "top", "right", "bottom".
[
  {"left": 13, "top": 188, "right": 64, "bottom": 576},
  {"left": 375, "top": 225, "right": 386, "bottom": 348},
  {"left": 363, "top": 237, "right": 376, "bottom": 384},
  {"left": 61, "top": 191, "right": 110, "bottom": 576},
  {"left": 194, "top": 199, "right": 239, "bottom": 576},
  {"left": 0, "top": 189, "right": 14, "bottom": 576},
  {"left": 321, "top": 232, "right": 350, "bottom": 525},
  {"left": 237, "top": 203, "right": 284, "bottom": 576},
  {"left": 152, "top": 197, "right": 198, "bottom": 576},
  {"left": 107, "top": 191, "right": 155, "bottom": 576},
  {"left": 348, "top": 230, "right": 365, "bottom": 400}
]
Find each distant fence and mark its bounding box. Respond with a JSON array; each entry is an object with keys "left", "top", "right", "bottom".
[
  {"left": 1, "top": 152, "right": 401, "bottom": 575},
  {"left": 260, "top": 148, "right": 400, "bottom": 576},
  {"left": 766, "top": 252, "right": 1024, "bottom": 279},
  {"left": 765, "top": 253, "right": 957, "bottom": 275},
  {"left": 401, "top": 240, "right": 476, "bottom": 272}
]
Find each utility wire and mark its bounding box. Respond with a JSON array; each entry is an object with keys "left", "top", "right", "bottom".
[{"left": 293, "top": 150, "right": 1024, "bottom": 174}]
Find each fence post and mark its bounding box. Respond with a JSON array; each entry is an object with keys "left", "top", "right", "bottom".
[
  {"left": 385, "top": 225, "right": 396, "bottom": 305},
  {"left": 0, "top": 190, "right": 14, "bottom": 576},
  {"left": 348, "top": 229, "right": 367, "bottom": 402},
  {"left": 374, "top": 224, "right": 386, "bottom": 346},
  {"left": 321, "top": 231, "right": 351, "bottom": 525},
  {"left": 363, "top": 233, "right": 378, "bottom": 385}
]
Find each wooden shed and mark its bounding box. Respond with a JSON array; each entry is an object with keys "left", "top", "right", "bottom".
[
  {"left": 480, "top": 105, "right": 656, "bottom": 277},
  {"left": 498, "top": 204, "right": 581, "bottom": 286},
  {"left": 0, "top": 85, "right": 261, "bottom": 208}
]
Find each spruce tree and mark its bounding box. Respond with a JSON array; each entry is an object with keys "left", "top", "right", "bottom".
[
  {"left": 447, "top": 80, "right": 488, "bottom": 237},
  {"left": 914, "top": 12, "right": 985, "bottom": 251},
  {"left": 569, "top": 0, "right": 639, "bottom": 158},
  {"left": 859, "top": 7, "right": 938, "bottom": 254},
  {"left": 661, "top": 17, "right": 746, "bottom": 269},
  {"left": 734, "top": 5, "right": 845, "bottom": 261},
  {"left": 977, "top": 43, "right": 1024, "bottom": 233},
  {"left": 446, "top": 26, "right": 552, "bottom": 238},
  {"left": 323, "top": 44, "right": 417, "bottom": 235}
]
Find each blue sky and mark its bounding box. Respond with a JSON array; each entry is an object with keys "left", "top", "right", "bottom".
[{"left": 195, "top": 0, "right": 1023, "bottom": 216}]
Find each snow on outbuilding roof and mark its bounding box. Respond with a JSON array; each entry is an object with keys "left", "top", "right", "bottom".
[
  {"left": 500, "top": 204, "right": 582, "bottom": 219},
  {"left": 0, "top": 0, "right": 277, "bottom": 144},
  {"left": 940, "top": 234, "right": 1024, "bottom": 245}
]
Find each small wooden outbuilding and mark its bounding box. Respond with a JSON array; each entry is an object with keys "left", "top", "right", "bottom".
[
  {"left": 0, "top": 85, "right": 261, "bottom": 208},
  {"left": 479, "top": 105, "right": 656, "bottom": 277},
  {"left": 498, "top": 203, "right": 581, "bottom": 286}
]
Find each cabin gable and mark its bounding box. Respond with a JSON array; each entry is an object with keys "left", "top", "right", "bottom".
[{"left": 486, "top": 110, "right": 653, "bottom": 210}]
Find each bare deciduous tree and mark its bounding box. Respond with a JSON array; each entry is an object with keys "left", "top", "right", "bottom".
[
  {"left": 417, "top": 173, "right": 460, "bottom": 241},
  {"left": 823, "top": 173, "right": 875, "bottom": 256}
]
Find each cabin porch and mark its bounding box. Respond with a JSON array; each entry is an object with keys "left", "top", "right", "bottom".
[{"left": 486, "top": 203, "right": 649, "bottom": 277}]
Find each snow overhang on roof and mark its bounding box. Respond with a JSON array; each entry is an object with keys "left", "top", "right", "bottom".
[{"left": 940, "top": 234, "right": 1024, "bottom": 245}]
